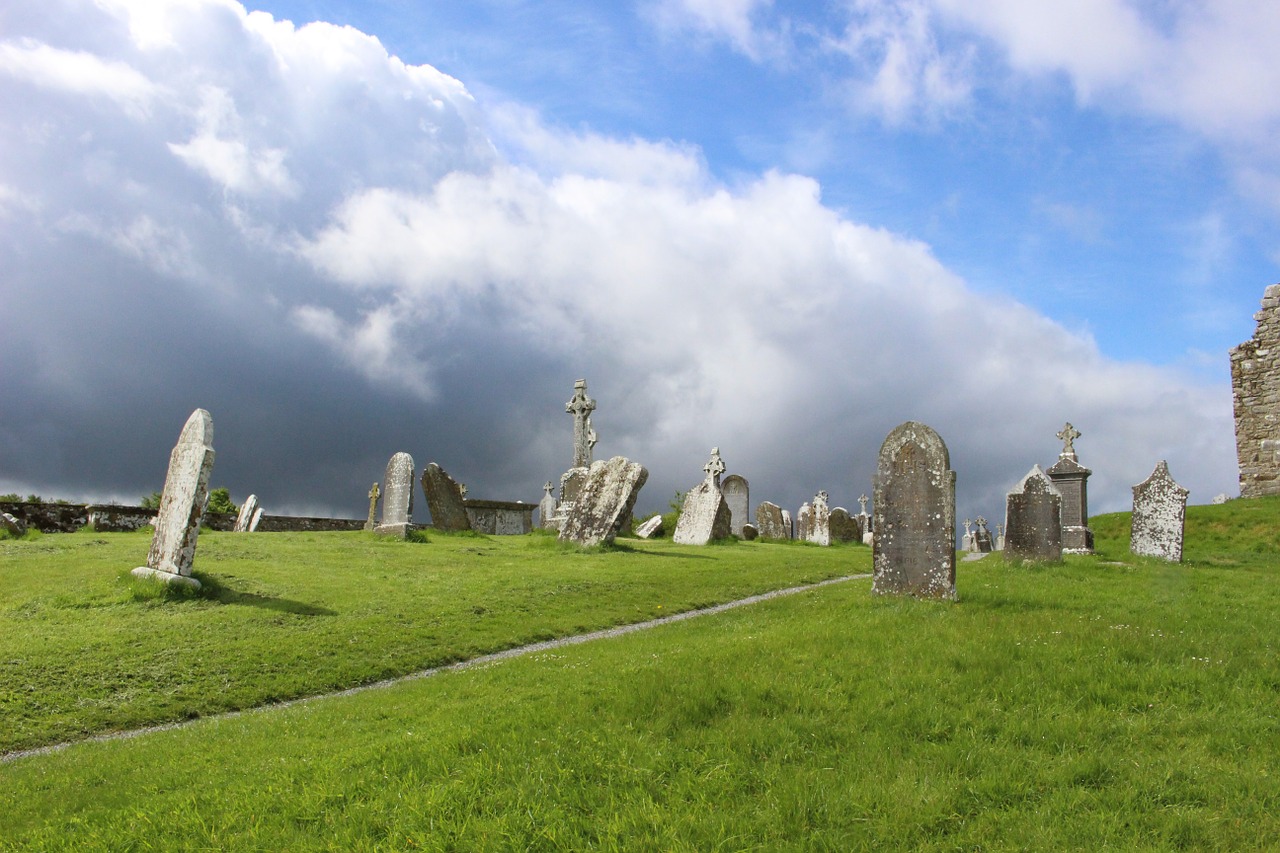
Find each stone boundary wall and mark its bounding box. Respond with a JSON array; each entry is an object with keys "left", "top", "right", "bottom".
[{"left": 0, "top": 502, "right": 364, "bottom": 535}]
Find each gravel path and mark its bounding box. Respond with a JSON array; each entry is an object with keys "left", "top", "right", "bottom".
[{"left": 2, "top": 573, "right": 869, "bottom": 764}]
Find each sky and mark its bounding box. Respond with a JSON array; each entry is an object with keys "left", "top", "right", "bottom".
[{"left": 1, "top": 0, "right": 1278, "bottom": 528}]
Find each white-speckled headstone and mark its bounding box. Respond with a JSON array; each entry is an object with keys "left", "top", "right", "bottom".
[
  {"left": 132, "top": 409, "right": 215, "bottom": 589},
  {"left": 1130, "top": 461, "right": 1189, "bottom": 562},
  {"left": 559, "top": 456, "right": 648, "bottom": 547},
  {"left": 376, "top": 452, "right": 415, "bottom": 538},
  {"left": 872, "top": 421, "right": 956, "bottom": 600},
  {"left": 755, "top": 501, "right": 788, "bottom": 540},
  {"left": 673, "top": 449, "right": 731, "bottom": 545}
]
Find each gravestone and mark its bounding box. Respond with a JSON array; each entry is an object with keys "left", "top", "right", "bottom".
[
  {"left": 872, "top": 421, "right": 956, "bottom": 600},
  {"left": 364, "top": 482, "right": 380, "bottom": 531},
  {"left": 1, "top": 511, "right": 26, "bottom": 537},
  {"left": 1131, "top": 461, "right": 1189, "bottom": 562},
  {"left": 538, "top": 481, "right": 558, "bottom": 530},
  {"left": 249, "top": 506, "right": 263, "bottom": 532},
  {"left": 1004, "top": 465, "right": 1062, "bottom": 563},
  {"left": 131, "top": 409, "right": 215, "bottom": 589},
  {"left": 995, "top": 524, "right": 1005, "bottom": 551},
  {"left": 973, "top": 516, "right": 994, "bottom": 553},
  {"left": 673, "top": 448, "right": 732, "bottom": 545},
  {"left": 1046, "top": 422, "right": 1094, "bottom": 554},
  {"left": 755, "top": 501, "right": 787, "bottom": 540},
  {"left": 234, "top": 494, "right": 259, "bottom": 533},
  {"left": 857, "top": 493, "right": 872, "bottom": 543},
  {"left": 635, "top": 514, "right": 664, "bottom": 539},
  {"left": 781, "top": 509, "right": 794, "bottom": 540},
  {"left": 961, "top": 518, "right": 975, "bottom": 552},
  {"left": 558, "top": 456, "right": 648, "bottom": 547},
  {"left": 551, "top": 467, "right": 589, "bottom": 529},
  {"left": 741, "top": 523, "right": 758, "bottom": 540},
  {"left": 421, "top": 462, "right": 471, "bottom": 532},
  {"left": 374, "top": 452, "right": 415, "bottom": 538},
  {"left": 566, "top": 379, "right": 598, "bottom": 470},
  {"left": 721, "top": 474, "right": 750, "bottom": 537},
  {"left": 829, "top": 507, "right": 858, "bottom": 543},
  {"left": 806, "top": 491, "right": 831, "bottom": 546},
  {"left": 796, "top": 502, "right": 813, "bottom": 542}
]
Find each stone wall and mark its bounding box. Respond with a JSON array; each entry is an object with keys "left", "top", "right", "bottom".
[
  {"left": 1230, "top": 283, "right": 1280, "bottom": 497},
  {"left": 0, "top": 501, "right": 364, "bottom": 534}
]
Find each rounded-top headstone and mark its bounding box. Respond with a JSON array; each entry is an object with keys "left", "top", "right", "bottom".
[{"left": 872, "top": 421, "right": 956, "bottom": 600}]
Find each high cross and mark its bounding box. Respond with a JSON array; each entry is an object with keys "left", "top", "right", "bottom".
[{"left": 565, "top": 379, "right": 597, "bottom": 469}]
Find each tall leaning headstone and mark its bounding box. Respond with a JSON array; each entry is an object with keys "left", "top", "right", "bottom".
[
  {"left": 872, "top": 421, "right": 956, "bottom": 600},
  {"left": 1231, "top": 283, "right": 1280, "bottom": 497},
  {"left": 421, "top": 462, "right": 472, "bottom": 532},
  {"left": 1131, "top": 461, "right": 1189, "bottom": 562},
  {"left": 559, "top": 456, "right": 648, "bottom": 547},
  {"left": 376, "top": 452, "right": 415, "bottom": 538},
  {"left": 721, "top": 474, "right": 750, "bottom": 537},
  {"left": 1046, "top": 422, "right": 1094, "bottom": 553},
  {"left": 1004, "top": 465, "right": 1062, "bottom": 563},
  {"left": 132, "top": 409, "right": 215, "bottom": 589}
]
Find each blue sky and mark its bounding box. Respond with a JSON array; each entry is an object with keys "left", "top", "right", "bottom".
[{"left": 2, "top": 0, "right": 1277, "bottom": 523}]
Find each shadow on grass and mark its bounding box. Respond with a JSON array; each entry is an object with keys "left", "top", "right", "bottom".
[{"left": 193, "top": 574, "right": 338, "bottom": 616}]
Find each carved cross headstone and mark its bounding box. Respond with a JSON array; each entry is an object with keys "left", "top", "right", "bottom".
[
  {"left": 703, "top": 447, "right": 726, "bottom": 486},
  {"left": 538, "top": 481, "right": 558, "bottom": 530},
  {"left": 364, "top": 482, "right": 380, "bottom": 531},
  {"left": 858, "top": 494, "right": 869, "bottom": 515},
  {"left": 673, "top": 448, "right": 732, "bottom": 545},
  {"left": 566, "top": 379, "right": 598, "bottom": 470}
]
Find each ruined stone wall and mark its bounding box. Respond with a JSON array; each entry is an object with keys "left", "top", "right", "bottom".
[
  {"left": 1230, "top": 283, "right": 1280, "bottom": 497},
  {"left": 0, "top": 501, "right": 364, "bottom": 534}
]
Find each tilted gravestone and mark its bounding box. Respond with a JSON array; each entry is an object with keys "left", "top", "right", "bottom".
[
  {"left": 249, "top": 506, "right": 263, "bottom": 532},
  {"left": 673, "top": 448, "right": 732, "bottom": 545},
  {"left": 635, "top": 514, "right": 664, "bottom": 539},
  {"left": 1004, "top": 465, "right": 1062, "bottom": 563},
  {"left": 234, "top": 494, "right": 259, "bottom": 533},
  {"left": 2, "top": 511, "right": 27, "bottom": 537},
  {"left": 1131, "top": 461, "right": 1189, "bottom": 562},
  {"left": 755, "top": 501, "right": 788, "bottom": 540},
  {"left": 559, "top": 456, "right": 648, "bottom": 547},
  {"left": 364, "top": 482, "right": 380, "bottom": 531},
  {"left": 375, "top": 452, "right": 416, "bottom": 538},
  {"left": 132, "top": 409, "right": 215, "bottom": 589},
  {"left": 872, "top": 421, "right": 956, "bottom": 600},
  {"left": 721, "top": 474, "right": 750, "bottom": 537},
  {"left": 421, "top": 462, "right": 472, "bottom": 532},
  {"left": 830, "top": 507, "right": 858, "bottom": 543},
  {"left": 538, "top": 481, "right": 558, "bottom": 530}
]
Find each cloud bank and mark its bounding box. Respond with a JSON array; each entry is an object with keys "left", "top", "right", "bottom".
[{"left": 0, "top": 0, "right": 1235, "bottom": 526}]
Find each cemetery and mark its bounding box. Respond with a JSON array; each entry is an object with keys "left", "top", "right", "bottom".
[{"left": 2, "top": 355, "right": 1280, "bottom": 848}]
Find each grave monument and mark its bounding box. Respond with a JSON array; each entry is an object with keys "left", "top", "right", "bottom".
[
  {"left": 1130, "top": 461, "right": 1190, "bottom": 562},
  {"left": 872, "top": 421, "right": 956, "bottom": 600},
  {"left": 1004, "top": 465, "right": 1062, "bottom": 563},
  {"left": 1046, "top": 422, "right": 1094, "bottom": 553},
  {"left": 376, "top": 452, "right": 415, "bottom": 538},
  {"left": 558, "top": 456, "right": 648, "bottom": 547},
  {"left": 673, "top": 448, "right": 732, "bottom": 545},
  {"left": 721, "top": 474, "right": 750, "bottom": 537}
]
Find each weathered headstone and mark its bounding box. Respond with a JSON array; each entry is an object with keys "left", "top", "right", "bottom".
[
  {"left": 806, "top": 491, "right": 831, "bottom": 546},
  {"left": 374, "top": 452, "right": 415, "bottom": 538},
  {"left": 857, "top": 493, "right": 872, "bottom": 543},
  {"left": 364, "top": 482, "right": 380, "bottom": 531},
  {"left": 721, "top": 474, "right": 750, "bottom": 537},
  {"left": 781, "top": 509, "right": 794, "bottom": 540},
  {"left": 1004, "top": 465, "right": 1062, "bottom": 563},
  {"left": 635, "top": 514, "right": 664, "bottom": 539},
  {"left": 538, "top": 481, "right": 558, "bottom": 530},
  {"left": 755, "top": 501, "right": 787, "bottom": 540},
  {"left": 961, "top": 518, "right": 975, "bottom": 552},
  {"left": 796, "top": 502, "right": 813, "bottom": 542},
  {"left": 830, "top": 507, "right": 858, "bottom": 543},
  {"left": 673, "top": 448, "right": 732, "bottom": 545},
  {"left": 995, "top": 523, "right": 1005, "bottom": 551},
  {"left": 249, "top": 506, "right": 264, "bottom": 532},
  {"left": 420, "top": 462, "right": 471, "bottom": 532},
  {"left": 1, "top": 511, "right": 26, "bottom": 537},
  {"left": 741, "top": 523, "right": 758, "bottom": 541},
  {"left": 973, "top": 516, "right": 994, "bottom": 553},
  {"left": 1131, "top": 461, "right": 1189, "bottom": 562},
  {"left": 872, "top": 421, "right": 956, "bottom": 600},
  {"left": 132, "top": 409, "right": 215, "bottom": 589},
  {"left": 566, "top": 379, "right": 598, "bottom": 470},
  {"left": 1046, "top": 422, "right": 1094, "bottom": 553},
  {"left": 234, "top": 494, "right": 259, "bottom": 533},
  {"left": 550, "top": 467, "right": 589, "bottom": 529},
  {"left": 558, "top": 456, "right": 648, "bottom": 547}
]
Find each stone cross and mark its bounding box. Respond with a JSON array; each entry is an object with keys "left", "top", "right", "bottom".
[
  {"left": 963, "top": 518, "right": 973, "bottom": 536},
  {"left": 543, "top": 481, "right": 554, "bottom": 495},
  {"left": 858, "top": 494, "right": 869, "bottom": 515},
  {"left": 976, "top": 516, "right": 988, "bottom": 529},
  {"left": 703, "top": 447, "right": 726, "bottom": 486},
  {"left": 1057, "top": 422, "right": 1081, "bottom": 458},
  {"left": 566, "top": 379, "right": 598, "bottom": 469},
  {"left": 365, "top": 482, "right": 380, "bottom": 530}
]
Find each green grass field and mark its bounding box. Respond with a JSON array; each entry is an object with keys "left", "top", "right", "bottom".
[{"left": 2, "top": 502, "right": 1278, "bottom": 850}]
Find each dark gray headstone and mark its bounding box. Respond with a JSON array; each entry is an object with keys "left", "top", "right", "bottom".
[
  {"left": 558, "top": 456, "right": 648, "bottom": 547},
  {"left": 132, "top": 408, "right": 215, "bottom": 589},
  {"left": 421, "top": 462, "right": 471, "bottom": 532},
  {"left": 829, "top": 507, "right": 858, "bottom": 543},
  {"left": 1004, "top": 465, "right": 1062, "bottom": 563},
  {"left": 721, "top": 474, "right": 750, "bottom": 537},
  {"left": 1131, "top": 461, "right": 1189, "bottom": 562},
  {"left": 872, "top": 421, "right": 956, "bottom": 600},
  {"left": 755, "top": 501, "right": 787, "bottom": 540}
]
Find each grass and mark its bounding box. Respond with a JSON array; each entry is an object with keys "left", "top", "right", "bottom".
[
  {"left": 1, "top": 500, "right": 1279, "bottom": 849},
  {"left": 0, "top": 526, "right": 862, "bottom": 755}
]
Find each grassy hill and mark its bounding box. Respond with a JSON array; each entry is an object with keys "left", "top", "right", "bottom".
[{"left": 1, "top": 501, "right": 1278, "bottom": 849}]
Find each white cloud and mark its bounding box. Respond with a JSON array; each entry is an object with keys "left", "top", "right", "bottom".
[
  {"left": 0, "top": 37, "right": 160, "bottom": 116},
  {"left": 168, "top": 86, "right": 296, "bottom": 197},
  {"left": 646, "top": 0, "right": 785, "bottom": 62}
]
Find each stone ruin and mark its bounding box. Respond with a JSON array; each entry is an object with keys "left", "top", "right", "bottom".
[
  {"left": 375, "top": 452, "right": 416, "bottom": 538},
  {"left": 721, "top": 474, "right": 750, "bottom": 537},
  {"left": 131, "top": 409, "right": 215, "bottom": 589},
  {"left": 558, "top": 456, "right": 648, "bottom": 547},
  {"left": 1231, "top": 283, "right": 1280, "bottom": 497},
  {"left": 1046, "top": 422, "right": 1094, "bottom": 554},
  {"left": 1004, "top": 465, "right": 1062, "bottom": 563},
  {"left": 420, "top": 462, "right": 472, "bottom": 533},
  {"left": 872, "top": 421, "right": 956, "bottom": 600},
  {"left": 1130, "top": 460, "right": 1189, "bottom": 562},
  {"left": 673, "top": 448, "right": 732, "bottom": 545}
]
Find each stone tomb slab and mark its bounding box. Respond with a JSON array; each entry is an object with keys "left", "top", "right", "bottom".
[{"left": 872, "top": 421, "right": 956, "bottom": 600}]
